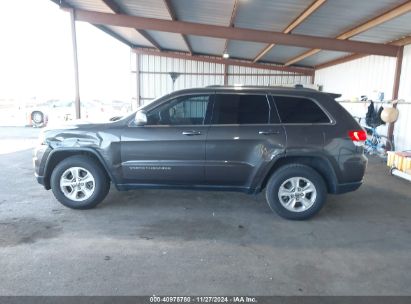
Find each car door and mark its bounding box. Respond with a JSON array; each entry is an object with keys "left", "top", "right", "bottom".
[
  {"left": 205, "top": 92, "right": 286, "bottom": 189},
  {"left": 120, "top": 94, "right": 213, "bottom": 185},
  {"left": 273, "top": 94, "right": 328, "bottom": 156}
]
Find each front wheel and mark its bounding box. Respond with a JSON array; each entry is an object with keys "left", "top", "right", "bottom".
[
  {"left": 265, "top": 164, "right": 327, "bottom": 220},
  {"left": 50, "top": 155, "right": 110, "bottom": 209}
]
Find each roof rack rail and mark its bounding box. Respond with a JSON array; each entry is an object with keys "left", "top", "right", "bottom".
[{"left": 204, "top": 84, "right": 319, "bottom": 92}]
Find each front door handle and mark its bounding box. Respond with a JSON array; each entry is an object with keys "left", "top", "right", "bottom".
[
  {"left": 258, "top": 130, "right": 280, "bottom": 135},
  {"left": 182, "top": 130, "right": 202, "bottom": 136}
]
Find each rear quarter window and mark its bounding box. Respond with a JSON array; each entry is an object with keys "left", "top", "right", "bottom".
[{"left": 274, "top": 96, "right": 330, "bottom": 124}]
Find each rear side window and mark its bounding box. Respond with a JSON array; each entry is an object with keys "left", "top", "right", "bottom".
[
  {"left": 274, "top": 96, "right": 330, "bottom": 123},
  {"left": 212, "top": 94, "right": 269, "bottom": 124}
]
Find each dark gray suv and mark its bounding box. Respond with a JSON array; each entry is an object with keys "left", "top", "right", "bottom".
[{"left": 34, "top": 86, "right": 367, "bottom": 220}]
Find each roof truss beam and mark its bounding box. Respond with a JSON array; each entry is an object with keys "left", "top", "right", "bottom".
[
  {"left": 163, "top": 0, "right": 193, "bottom": 54},
  {"left": 253, "top": 0, "right": 327, "bottom": 63},
  {"left": 71, "top": 8, "right": 399, "bottom": 57},
  {"left": 133, "top": 48, "right": 314, "bottom": 76},
  {"left": 315, "top": 36, "right": 411, "bottom": 70},
  {"left": 285, "top": 1, "right": 411, "bottom": 66},
  {"left": 223, "top": 0, "right": 240, "bottom": 56},
  {"left": 51, "top": 0, "right": 133, "bottom": 47},
  {"left": 100, "top": 0, "right": 162, "bottom": 50}
]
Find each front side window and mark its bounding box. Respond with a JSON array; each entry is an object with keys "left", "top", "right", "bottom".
[
  {"left": 212, "top": 94, "right": 270, "bottom": 124},
  {"left": 147, "top": 95, "right": 210, "bottom": 125},
  {"left": 274, "top": 96, "right": 330, "bottom": 124}
]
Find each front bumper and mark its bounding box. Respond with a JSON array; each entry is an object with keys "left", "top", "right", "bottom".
[
  {"left": 35, "top": 173, "right": 47, "bottom": 187},
  {"left": 33, "top": 145, "right": 51, "bottom": 189}
]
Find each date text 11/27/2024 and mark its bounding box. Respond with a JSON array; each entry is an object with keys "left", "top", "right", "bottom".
[{"left": 149, "top": 296, "right": 257, "bottom": 303}]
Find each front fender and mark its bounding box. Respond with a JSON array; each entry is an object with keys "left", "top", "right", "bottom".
[{"left": 43, "top": 147, "right": 119, "bottom": 190}]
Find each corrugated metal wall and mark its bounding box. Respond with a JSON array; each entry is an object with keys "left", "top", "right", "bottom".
[
  {"left": 315, "top": 55, "right": 397, "bottom": 100},
  {"left": 132, "top": 54, "right": 313, "bottom": 105},
  {"left": 399, "top": 45, "right": 411, "bottom": 102},
  {"left": 395, "top": 44, "right": 411, "bottom": 151},
  {"left": 315, "top": 50, "right": 411, "bottom": 151},
  {"left": 393, "top": 103, "right": 411, "bottom": 151},
  {"left": 227, "top": 65, "right": 312, "bottom": 86},
  {"left": 135, "top": 55, "right": 224, "bottom": 104}
]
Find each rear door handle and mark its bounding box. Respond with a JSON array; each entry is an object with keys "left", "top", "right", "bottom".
[
  {"left": 259, "top": 130, "right": 280, "bottom": 135},
  {"left": 182, "top": 130, "right": 202, "bottom": 136}
]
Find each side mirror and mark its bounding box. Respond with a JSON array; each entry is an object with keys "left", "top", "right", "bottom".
[{"left": 134, "top": 110, "right": 147, "bottom": 126}]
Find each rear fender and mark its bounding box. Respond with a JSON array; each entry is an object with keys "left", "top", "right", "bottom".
[{"left": 256, "top": 154, "right": 339, "bottom": 194}]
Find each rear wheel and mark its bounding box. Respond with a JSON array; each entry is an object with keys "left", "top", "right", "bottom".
[
  {"left": 265, "top": 164, "right": 327, "bottom": 220},
  {"left": 50, "top": 155, "right": 110, "bottom": 209}
]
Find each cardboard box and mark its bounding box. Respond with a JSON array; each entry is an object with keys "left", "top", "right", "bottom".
[
  {"left": 388, "top": 151, "right": 411, "bottom": 172},
  {"left": 387, "top": 151, "right": 395, "bottom": 167}
]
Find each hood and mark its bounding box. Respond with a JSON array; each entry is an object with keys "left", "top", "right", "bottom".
[
  {"left": 44, "top": 119, "right": 111, "bottom": 131},
  {"left": 40, "top": 120, "right": 116, "bottom": 149}
]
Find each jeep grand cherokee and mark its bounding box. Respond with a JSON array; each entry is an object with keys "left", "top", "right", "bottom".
[{"left": 34, "top": 86, "right": 367, "bottom": 220}]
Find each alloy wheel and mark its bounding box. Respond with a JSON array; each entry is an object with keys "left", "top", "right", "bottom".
[
  {"left": 278, "top": 177, "right": 317, "bottom": 212},
  {"left": 60, "top": 166, "right": 95, "bottom": 201}
]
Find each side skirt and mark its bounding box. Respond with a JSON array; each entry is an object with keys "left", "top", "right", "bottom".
[{"left": 116, "top": 183, "right": 259, "bottom": 194}]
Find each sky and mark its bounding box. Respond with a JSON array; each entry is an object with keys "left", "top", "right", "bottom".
[{"left": 0, "top": 0, "right": 132, "bottom": 101}]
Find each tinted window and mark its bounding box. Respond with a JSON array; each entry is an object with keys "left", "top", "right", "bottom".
[
  {"left": 274, "top": 96, "right": 329, "bottom": 123},
  {"left": 147, "top": 95, "right": 210, "bottom": 125},
  {"left": 212, "top": 94, "right": 269, "bottom": 124}
]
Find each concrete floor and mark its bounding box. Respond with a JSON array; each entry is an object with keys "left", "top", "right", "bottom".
[{"left": 0, "top": 127, "right": 410, "bottom": 296}]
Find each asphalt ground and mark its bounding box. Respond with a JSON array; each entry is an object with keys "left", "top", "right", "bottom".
[{"left": 0, "top": 127, "right": 410, "bottom": 295}]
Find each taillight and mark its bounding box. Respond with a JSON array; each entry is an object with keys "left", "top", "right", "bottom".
[{"left": 348, "top": 130, "right": 366, "bottom": 146}]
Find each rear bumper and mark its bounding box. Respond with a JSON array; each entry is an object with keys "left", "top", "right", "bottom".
[
  {"left": 332, "top": 154, "right": 367, "bottom": 194},
  {"left": 334, "top": 181, "right": 363, "bottom": 194}
]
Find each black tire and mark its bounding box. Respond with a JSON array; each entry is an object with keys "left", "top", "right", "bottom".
[
  {"left": 265, "top": 164, "right": 327, "bottom": 220},
  {"left": 50, "top": 155, "right": 110, "bottom": 209},
  {"left": 31, "top": 111, "right": 44, "bottom": 127}
]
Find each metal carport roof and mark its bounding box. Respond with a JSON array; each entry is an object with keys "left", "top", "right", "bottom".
[{"left": 52, "top": 0, "right": 411, "bottom": 70}]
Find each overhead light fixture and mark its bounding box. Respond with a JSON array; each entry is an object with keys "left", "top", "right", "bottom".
[{"left": 222, "top": 52, "right": 230, "bottom": 59}]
